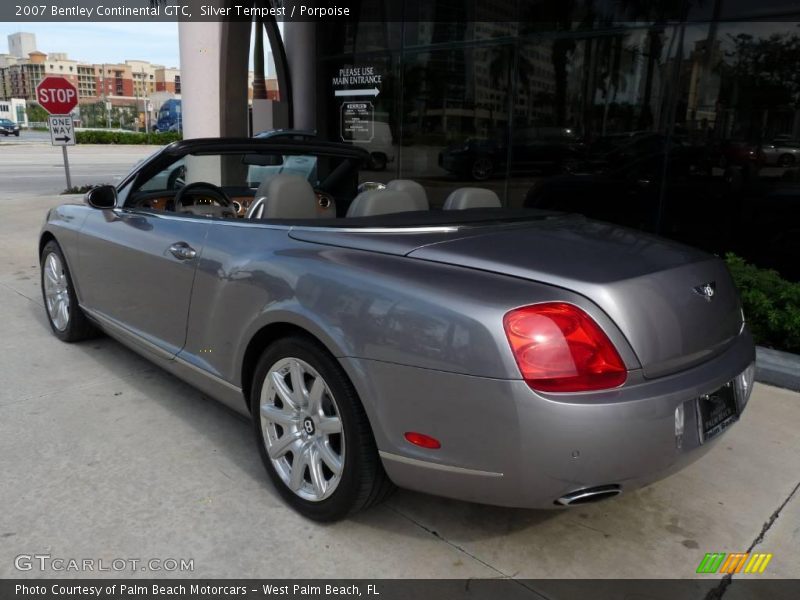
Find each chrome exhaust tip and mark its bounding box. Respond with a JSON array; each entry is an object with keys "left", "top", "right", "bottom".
[{"left": 555, "top": 484, "right": 621, "bottom": 506}]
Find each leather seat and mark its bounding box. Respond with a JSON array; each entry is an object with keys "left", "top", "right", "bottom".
[
  {"left": 346, "top": 189, "right": 419, "bottom": 217},
  {"left": 386, "top": 179, "right": 429, "bottom": 211},
  {"left": 443, "top": 187, "right": 502, "bottom": 210},
  {"left": 246, "top": 174, "right": 318, "bottom": 219}
]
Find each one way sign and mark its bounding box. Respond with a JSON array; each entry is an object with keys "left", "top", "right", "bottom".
[{"left": 48, "top": 115, "right": 76, "bottom": 146}]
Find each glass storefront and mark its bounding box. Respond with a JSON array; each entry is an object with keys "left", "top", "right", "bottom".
[{"left": 314, "top": 1, "right": 800, "bottom": 281}]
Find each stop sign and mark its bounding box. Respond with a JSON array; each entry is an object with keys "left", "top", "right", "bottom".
[{"left": 36, "top": 76, "right": 78, "bottom": 115}]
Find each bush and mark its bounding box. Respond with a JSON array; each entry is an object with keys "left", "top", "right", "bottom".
[
  {"left": 726, "top": 253, "right": 800, "bottom": 354},
  {"left": 75, "top": 130, "right": 181, "bottom": 145},
  {"left": 61, "top": 184, "right": 109, "bottom": 195}
]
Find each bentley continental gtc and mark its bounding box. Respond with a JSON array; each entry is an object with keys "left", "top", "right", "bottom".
[{"left": 39, "top": 133, "right": 756, "bottom": 521}]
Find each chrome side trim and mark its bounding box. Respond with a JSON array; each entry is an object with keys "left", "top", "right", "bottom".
[
  {"left": 83, "top": 307, "right": 174, "bottom": 361},
  {"left": 379, "top": 451, "right": 503, "bottom": 477},
  {"left": 173, "top": 355, "right": 242, "bottom": 393},
  {"left": 290, "top": 225, "right": 460, "bottom": 234},
  {"left": 83, "top": 306, "right": 243, "bottom": 394},
  {"left": 115, "top": 209, "right": 461, "bottom": 234}
]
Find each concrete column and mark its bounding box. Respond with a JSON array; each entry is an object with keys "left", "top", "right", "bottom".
[
  {"left": 178, "top": 20, "right": 250, "bottom": 139},
  {"left": 283, "top": 21, "right": 317, "bottom": 130},
  {"left": 178, "top": 21, "right": 223, "bottom": 138}
]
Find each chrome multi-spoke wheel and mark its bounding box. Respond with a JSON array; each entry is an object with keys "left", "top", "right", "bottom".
[
  {"left": 40, "top": 240, "right": 97, "bottom": 343},
  {"left": 260, "top": 357, "right": 344, "bottom": 502},
  {"left": 471, "top": 157, "right": 493, "bottom": 181},
  {"left": 251, "top": 336, "right": 394, "bottom": 520},
  {"left": 43, "top": 252, "right": 70, "bottom": 331}
]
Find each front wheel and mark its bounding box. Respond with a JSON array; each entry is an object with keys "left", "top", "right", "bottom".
[
  {"left": 470, "top": 157, "right": 494, "bottom": 181},
  {"left": 40, "top": 240, "right": 97, "bottom": 342},
  {"left": 251, "top": 335, "right": 394, "bottom": 521}
]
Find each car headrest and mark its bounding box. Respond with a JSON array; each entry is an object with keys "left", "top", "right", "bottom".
[
  {"left": 261, "top": 174, "right": 318, "bottom": 219},
  {"left": 386, "top": 179, "right": 429, "bottom": 210},
  {"left": 443, "top": 187, "right": 502, "bottom": 210},
  {"left": 346, "top": 189, "right": 419, "bottom": 217}
]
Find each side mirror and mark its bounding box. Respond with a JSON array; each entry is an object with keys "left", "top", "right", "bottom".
[{"left": 84, "top": 185, "right": 117, "bottom": 209}]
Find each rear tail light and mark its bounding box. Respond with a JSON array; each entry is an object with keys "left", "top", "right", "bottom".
[
  {"left": 503, "top": 302, "right": 627, "bottom": 392},
  {"left": 404, "top": 432, "right": 441, "bottom": 449}
]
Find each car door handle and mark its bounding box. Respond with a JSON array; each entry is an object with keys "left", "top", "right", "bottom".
[{"left": 168, "top": 242, "right": 197, "bottom": 260}]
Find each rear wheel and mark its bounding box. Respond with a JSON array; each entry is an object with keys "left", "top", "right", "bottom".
[
  {"left": 40, "top": 240, "right": 97, "bottom": 342},
  {"left": 251, "top": 335, "right": 394, "bottom": 521},
  {"left": 778, "top": 153, "right": 795, "bottom": 167}
]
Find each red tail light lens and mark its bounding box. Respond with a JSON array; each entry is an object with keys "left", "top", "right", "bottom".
[
  {"left": 404, "top": 432, "right": 441, "bottom": 449},
  {"left": 503, "top": 303, "right": 627, "bottom": 392}
]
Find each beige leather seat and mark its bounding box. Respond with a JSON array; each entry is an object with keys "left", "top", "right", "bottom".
[
  {"left": 386, "top": 179, "right": 429, "bottom": 211},
  {"left": 346, "top": 189, "right": 418, "bottom": 217},
  {"left": 443, "top": 187, "right": 502, "bottom": 210},
  {"left": 246, "top": 174, "right": 319, "bottom": 219}
]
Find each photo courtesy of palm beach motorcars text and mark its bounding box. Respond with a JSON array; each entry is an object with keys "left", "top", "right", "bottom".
[
  {"left": 2, "top": 0, "right": 800, "bottom": 599},
  {"left": 13, "top": 583, "right": 378, "bottom": 598}
]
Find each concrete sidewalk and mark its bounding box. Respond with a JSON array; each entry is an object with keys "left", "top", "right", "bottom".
[{"left": 1, "top": 188, "right": 798, "bottom": 582}]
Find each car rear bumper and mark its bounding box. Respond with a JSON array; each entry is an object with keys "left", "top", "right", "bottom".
[{"left": 341, "top": 328, "right": 755, "bottom": 508}]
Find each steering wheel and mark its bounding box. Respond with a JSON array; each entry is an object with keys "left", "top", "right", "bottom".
[{"left": 174, "top": 182, "right": 236, "bottom": 218}]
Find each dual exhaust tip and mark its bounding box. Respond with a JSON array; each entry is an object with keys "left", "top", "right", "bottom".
[{"left": 556, "top": 484, "right": 621, "bottom": 506}]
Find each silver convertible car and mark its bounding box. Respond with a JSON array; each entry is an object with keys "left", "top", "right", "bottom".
[{"left": 40, "top": 134, "right": 756, "bottom": 521}]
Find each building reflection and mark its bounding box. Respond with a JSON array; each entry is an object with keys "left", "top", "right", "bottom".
[{"left": 316, "top": 0, "right": 800, "bottom": 280}]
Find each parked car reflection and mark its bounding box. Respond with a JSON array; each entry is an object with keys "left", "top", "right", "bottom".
[
  {"left": 439, "top": 127, "right": 582, "bottom": 181},
  {"left": 758, "top": 139, "right": 800, "bottom": 167}
]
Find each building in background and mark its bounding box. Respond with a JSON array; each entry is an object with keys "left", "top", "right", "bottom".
[
  {"left": 155, "top": 67, "right": 181, "bottom": 94},
  {"left": 0, "top": 97, "right": 27, "bottom": 125},
  {"left": 0, "top": 31, "right": 269, "bottom": 130},
  {"left": 7, "top": 32, "right": 35, "bottom": 59}
]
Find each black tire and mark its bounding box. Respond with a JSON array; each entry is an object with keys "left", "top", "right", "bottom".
[
  {"left": 14, "top": 131, "right": 19, "bottom": 137},
  {"left": 251, "top": 335, "right": 394, "bottom": 521},
  {"left": 778, "top": 153, "right": 795, "bottom": 168},
  {"left": 40, "top": 240, "right": 98, "bottom": 342}
]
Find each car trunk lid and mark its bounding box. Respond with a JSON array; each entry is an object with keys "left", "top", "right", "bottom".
[
  {"left": 291, "top": 217, "right": 743, "bottom": 379},
  {"left": 405, "top": 219, "right": 743, "bottom": 379}
]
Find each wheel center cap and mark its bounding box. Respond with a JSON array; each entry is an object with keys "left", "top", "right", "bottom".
[{"left": 303, "top": 418, "right": 316, "bottom": 436}]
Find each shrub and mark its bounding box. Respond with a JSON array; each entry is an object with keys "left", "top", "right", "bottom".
[
  {"left": 726, "top": 253, "right": 800, "bottom": 354},
  {"left": 75, "top": 130, "right": 181, "bottom": 145},
  {"left": 61, "top": 184, "right": 109, "bottom": 195}
]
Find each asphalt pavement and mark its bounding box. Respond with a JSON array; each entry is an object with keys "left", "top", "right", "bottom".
[
  {"left": 0, "top": 143, "right": 798, "bottom": 583},
  {"left": 0, "top": 139, "right": 158, "bottom": 195}
]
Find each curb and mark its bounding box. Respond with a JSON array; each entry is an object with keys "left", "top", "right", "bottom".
[{"left": 756, "top": 346, "right": 800, "bottom": 392}]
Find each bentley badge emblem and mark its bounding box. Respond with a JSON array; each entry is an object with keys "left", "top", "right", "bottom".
[{"left": 693, "top": 281, "right": 716, "bottom": 301}]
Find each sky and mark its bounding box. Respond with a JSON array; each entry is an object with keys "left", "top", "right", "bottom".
[{"left": 0, "top": 23, "right": 181, "bottom": 67}]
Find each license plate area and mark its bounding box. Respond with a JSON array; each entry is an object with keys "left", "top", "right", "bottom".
[{"left": 697, "top": 381, "right": 739, "bottom": 444}]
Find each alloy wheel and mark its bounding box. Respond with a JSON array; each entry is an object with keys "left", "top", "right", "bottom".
[
  {"left": 259, "top": 357, "right": 344, "bottom": 502},
  {"left": 43, "top": 252, "right": 70, "bottom": 331},
  {"left": 471, "top": 157, "right": 493, "bottom": 180}
]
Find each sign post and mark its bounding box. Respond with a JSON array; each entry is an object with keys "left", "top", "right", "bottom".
[{"left": 36, "top": 76, "right": 79, "bottom": 189}]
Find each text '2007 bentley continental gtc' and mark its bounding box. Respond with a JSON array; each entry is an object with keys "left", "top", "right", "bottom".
[{"left": 40, "top": 134, "right": 755, "bottom": 521}]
